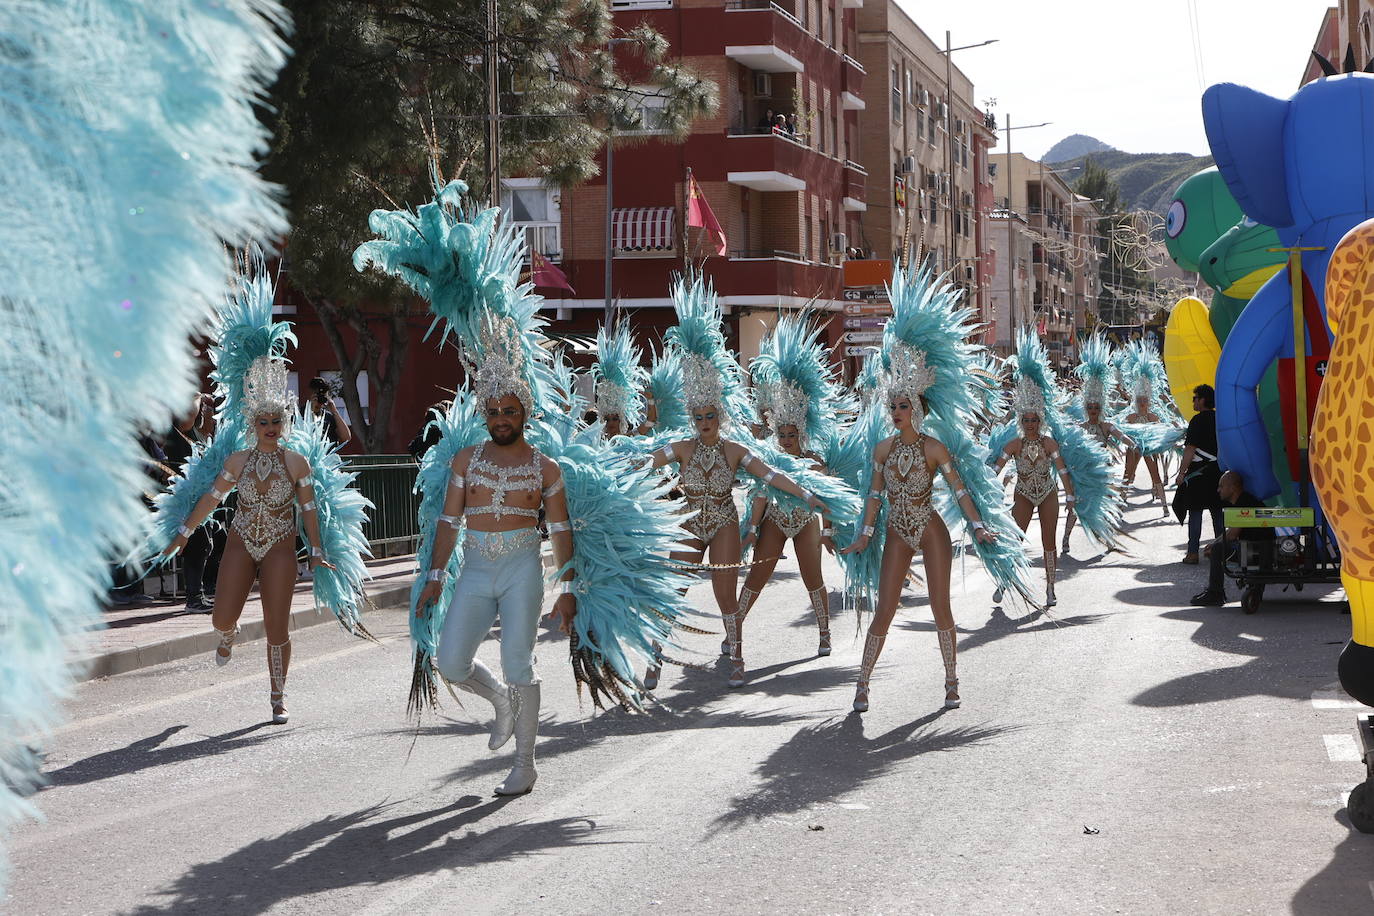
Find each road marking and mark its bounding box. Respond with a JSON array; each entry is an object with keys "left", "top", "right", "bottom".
[
  {"left": 1323, "top": 734, "right": 1361, "bottom": 763},
  {"left": 37, "top": 633, "right": 406, "bottom": 739},
  {"left": 1311, "top": 689, "right": 1367, "bottom": 710}
]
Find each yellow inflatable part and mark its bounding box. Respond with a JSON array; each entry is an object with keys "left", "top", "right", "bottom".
[
  {"left": 1223, "top": 262, "right": 1284, "bottom": 300},
  {"left": 1163, "top": 296, "right": 1220, "bottom": 420}
]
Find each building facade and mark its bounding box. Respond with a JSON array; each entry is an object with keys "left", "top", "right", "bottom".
[
  {"left": 515, "top": 0, "right": 869, "bottom": 365},
  {"left": 853, "top": 0, "right": 997, "bottom": 321},
  {"left": 986, "top": 151, "right": 1100, "bottom": 362}
]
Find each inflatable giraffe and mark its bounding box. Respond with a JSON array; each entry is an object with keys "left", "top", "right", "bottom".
[{"left": 1312, "top": 218, "right": 1374, "bottom": 706}]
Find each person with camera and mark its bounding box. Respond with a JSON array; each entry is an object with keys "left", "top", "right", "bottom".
[{"left": 304, "top": 376, "right": 353, "bottom": 448}]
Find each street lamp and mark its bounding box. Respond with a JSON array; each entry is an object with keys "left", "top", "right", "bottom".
[
  {"left": 937, "top": 35, "right": 997, "bottom": 285},
  {"left": 1000, "top": 116, "right": 1050, "bottom": 337},
  {"left": 603, "top": 37, "right": 635, "bottom": 329}
]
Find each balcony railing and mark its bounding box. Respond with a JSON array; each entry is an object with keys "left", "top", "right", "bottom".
[
  {"left": 514, "top": 223, "right": 561, "bottom": 261},
  {"left": 731, "top": 247, "right": 806, "bottom": 261}
]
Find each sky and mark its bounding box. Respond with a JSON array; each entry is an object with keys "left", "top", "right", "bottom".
[{"left": 900, "top": 0, "right": 1338, "bottom": 159}]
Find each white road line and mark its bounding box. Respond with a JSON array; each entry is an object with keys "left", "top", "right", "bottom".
[
  {"left": 36, "top": 633, "right": 406, "bottom": 740},
  {"left": 1311, "top": 689, "right": 1368, "bottom": 710},
  {"left": 1323, "top": 733, "right": 1361, "bottom": 763}
]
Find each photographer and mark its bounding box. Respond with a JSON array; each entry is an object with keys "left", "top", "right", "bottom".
[{"left": 305, "top": 375, "right": 353, "bottom": 448}]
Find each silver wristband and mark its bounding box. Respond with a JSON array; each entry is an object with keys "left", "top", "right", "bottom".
[
  {"left": 309, "top": 546, "right": 323, "bottom": 558},
  {"left": 862, "top": 525, "right": 875, "bottom": 537},
  {"left": 426, "top": 569, "right": 448, "bottom": 583},
  {"left": 178, "top": 524, "right": 194, "bottom": 539},
  {"left": 972, "top": 520, "right": 986, "bottom": 531},
  {"left": 821, "top": 527, "right": 834, "bottom": 537},
  {"left": 557, "top": 580, "right": 575, "bottom": 596}
]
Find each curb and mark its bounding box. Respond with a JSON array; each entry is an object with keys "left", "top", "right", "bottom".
[{"left": 77, "top": 584, "right": 413, "bottom": 682}]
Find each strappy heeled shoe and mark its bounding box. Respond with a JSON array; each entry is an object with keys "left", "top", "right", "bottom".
[
  {"left": 213, "top": 625, "right": 239, "bottom": 668},
  {"left": 270, "top": 691, "right": 289, "bottom": 724},
  {"left": 944, "top": 679, "right": 961, "bottom": 709},
  {"left": 818, "top": 628, "right": 832, "bottom": 657},
  {"left": 1046, "top": 583, "right": 1057, "bottom": 607},
  {"left": 853, "top": 680, "right": 871, "bottom": 712}
]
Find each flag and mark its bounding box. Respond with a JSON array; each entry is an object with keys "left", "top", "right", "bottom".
[
  {"left": 531, "top": 249, "right": 574, "bottom": 292},
  {"left": 686, "top": 172, "right": 728, "bottom": 257}
]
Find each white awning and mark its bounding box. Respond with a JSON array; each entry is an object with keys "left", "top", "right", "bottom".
[{"left": 612, "top": 207, "right": 676, "bottom": 253}]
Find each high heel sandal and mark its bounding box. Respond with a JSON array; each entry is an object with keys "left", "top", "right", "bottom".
[
  {"left": 853, "top": 632, "right": 885, "bottom": 712},
  {"left": 852, "top": 680, "right": 871, "bottom": 713},
  {"left": 268, "top": 639, "right": 289, "bottom": 724},
  {"left": 808, "top": 586, "right": 832, "bottom": 657},
  {"left": 944, "top": 679, "right": 961, "bottom": 709},
  {"left": 213, "top": 625, "right": 239, "bottom": 668},
  {"left": 938, "top": 627, "right": 960, "bottom": 709}
]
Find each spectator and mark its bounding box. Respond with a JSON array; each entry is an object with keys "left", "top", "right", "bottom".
[
  {"left": 1174, "top": 383, "right": 1224, "bottom": 563},
  {"left": 305, "top": 376, "right": 353, "bottom": 447},
  {"left": 773, "top": 113, "right": 788, "bottom": 135},
  {"left": 1192, "top": 470, "right": 1274, "bottom": 606},
  {"left": 164, "top": 393, "right": 222, "bottom": 612},
  {"left": 407, "top": 400, "right": 452, "bottom": 461},
  {"left": 756, "top": 108, "right": 775, "bottom": 133},
  {"left": 109, "top": 431, "right": 172, "bottom": 607},
  {"left": 784, "top": 113, "right": 798, "bottom": 136}
]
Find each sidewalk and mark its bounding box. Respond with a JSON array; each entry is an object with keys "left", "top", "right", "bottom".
[{"left": 80, "top": 554, "right": 417, "bottom": 681}]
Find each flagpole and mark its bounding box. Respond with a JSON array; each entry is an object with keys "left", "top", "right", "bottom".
[
  {"left": 603, "top": 120, "right": 615, "bottom": 329},
  {"left": 683, "top": 166, "right": 692, "bottom": 271}
]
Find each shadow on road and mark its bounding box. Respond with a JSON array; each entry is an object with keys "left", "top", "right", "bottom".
[
  {"left": 1289, "top": 810, "right": 1374, "bottom": 914},
  {"left": 1130, "top": 605, "right": 1348, "bottom": 707},
  {"left": 897, "top": 606, "right": 1107, "bottom": 655},
  {"left": 708, "top": 711, "right": 1019, "bottom": 832},
  {"left": 43, "top": 723, "right": 282, "bottom": 788},
  {"left": 127, "top": 795, "right": 612, "bottom": 915}
]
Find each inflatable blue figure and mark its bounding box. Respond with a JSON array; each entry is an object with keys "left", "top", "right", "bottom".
[{"left": 1201, "top": 71, "right": 1374, "bottom": 500}]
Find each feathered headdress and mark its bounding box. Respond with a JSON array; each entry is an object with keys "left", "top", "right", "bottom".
[
  {"left": 750, "top": 313, "right": 850, "bottom": 448},
  {"left": 665, "top": 271, "right": 750, "bottom": 425},
  {"left": 1010, "top": 329, "right": 1055, "bottom": 423},
  {"left": 354, "top": 174, "right": 552, "bottom": 417},
  {"left": 647, "top": 346, "right": 688, "bottom": 431},
  {"left": 1074, "top": 334, "right": 1114, "bottom": 409},
  {"left": 1118, "top": 338, "right": 1170, "bottom": 412},
  {"left": 592, "top": 322, "right": 648, "bottom": 428},
  {"left": 240, "top": 355, "right": 294, "bottom": 431}
]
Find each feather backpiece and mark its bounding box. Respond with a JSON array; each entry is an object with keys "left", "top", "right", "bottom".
[
  {"left": 647, "top": 346, "right": 688, "bottom": 433},
  {"left": 0, "top": 0, "right": 288, "bottom": 885}
]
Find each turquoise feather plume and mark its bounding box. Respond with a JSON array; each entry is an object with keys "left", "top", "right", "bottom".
[
  {"left": 647, "top": 347, "right": 688, "bottom": 432},
  {"left": 0, "top": 0, "right": 288, "bottom": 886},
  {"left": 665, "top": 271, "right": 754, "bottom": 428},
  {"left": 827, "top": 400, "right": 891, "bottom": 608},
  {"left": 592, "top": 323, "right": 649, "bottom": 429},
  {"left": 749, "top": 312, "right": 854, "bottom": 452},
  {"left": 285, "top": 410, "right": 375, "bottom": 637}
]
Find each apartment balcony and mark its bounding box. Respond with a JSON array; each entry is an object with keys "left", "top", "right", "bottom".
[
  {"left": 841, "top": 53, "right": 865, "bottom": 98},
  {"left": 725, "top": 127, "right": 821, "bottom": 191},
  {"left": 723, "top": 1, "right": 807, "bottom": 73},
  {"left": 843, "top": 160, "right": 866, "bottom": 211},
  {"left": 721, "top": 251, "right": 843, "bottom": 302}
]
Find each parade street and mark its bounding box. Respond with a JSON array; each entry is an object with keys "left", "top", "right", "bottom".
[{"left": 4, "top": 494, "right": 1368, "bottom": 915}]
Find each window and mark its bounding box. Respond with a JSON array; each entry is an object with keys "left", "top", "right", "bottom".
[
  {"left": 611, "top": 0, "right": 672, "bottom": 8},
  {"left": 891, "top": 67, "right": 902, "bottom": 123},
  {"left": 904, "top": 68, "right": 913, "bottom": 104},
  {"left": 501, "top": 180, "right": 562, "bottom": 262},
  {"left": 614, "top": 90, "right": 671, "bottom": 133}
]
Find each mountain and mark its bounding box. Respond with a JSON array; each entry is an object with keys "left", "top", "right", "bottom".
[
  {"left": 1048, "top": 149, "right": 1215, "bottom": 215},
  {"left": 1042, "top": 134, "right": 1115, "bottom": 162}
]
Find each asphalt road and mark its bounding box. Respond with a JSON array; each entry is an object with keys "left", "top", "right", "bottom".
[{"left": 4, "top": 490, "right": 1371, "bottom": 915}]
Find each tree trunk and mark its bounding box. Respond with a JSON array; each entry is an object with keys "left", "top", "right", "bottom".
[{"left": 311, "top": 297, "right": 410, "bottom": 454}]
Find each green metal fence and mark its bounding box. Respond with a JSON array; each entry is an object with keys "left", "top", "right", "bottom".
[{"left": 346, "top": 454, "right": 420, "bottom": 554}]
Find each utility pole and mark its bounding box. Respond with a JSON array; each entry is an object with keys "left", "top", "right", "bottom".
[
  {"left": 945, "top": 31, "right": 955, "bottom": 280},
  {"left": 485, "top": 0, "right": 501, "bottom": 208},
  {"left": 999, "top": 114, "right": 1050, "bottom": 343},
  {"left": 602, "top": 37, "right": 632, "bottom": 329}
]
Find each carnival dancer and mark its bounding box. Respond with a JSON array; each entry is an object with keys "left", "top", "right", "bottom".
[
  {"left": 154, "top": 254, "right": 373, "bottom": 725},
  {"left": 737, "top": 315, "right": 849, "bottom": 659},
  {"left": 356, "top": 176, "right": 698, "bottom": 794},
  {"left": 839, "top": 268, "right": 1033, "bottom": 713},
  {"left": 991, "top": 331, "right": 1126, "bottom": 606},
  {"left": 1116, "top": 340, "right": 1183, "bottom": 517},
  {"left": 592, "top": 322, "right": 650, "bottom": 439},
  {"left": 643, "top": 273, "right": 855, "bottom": 689},
  {"left": 1064, "top": 335, "right": 1136, "bottom": 553}
]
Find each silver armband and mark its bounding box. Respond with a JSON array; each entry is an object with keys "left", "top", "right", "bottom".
[
  {"left": 862, "top": 525, "right": 875, "bottom": 537},
  {"left": 763, "top": 470, "right": 777, "bottom": 485},
  {"left": 219, "top": 469, "right": 238, "bottom": 483},
  {"left": 547, "top": 520, "right": 571, "bottom": 534},
  {"left": 938, "top": 461, "right": 955, "bottom": 476},
  {"left": 210, "top": 486, "right": 230, "bottom": 502},
  {"left": 178, "top": 524, "right": 194, "bottom": 539},
  {"left": 543, "top": 479, "right": 564, "bottom": 499},
  {"left": 867, "top": 489, "right": 881, "bottom": 499},
  {"left": 301, "top": 500, "right": 317, "bottom": 511},
  {"left": 1065, "top": 494, "right": 1077, "bottom": 504},
  {"left": 438, "top": 513, "right": 460, "bottom": 529},
  {"left": 872, "top": 460, "right": 884, "bottom": 472},
  {"left": 955, "top": 488, "right": 969, "bottom": 499},
  {"left": 426, "top": 569, "right": 449, "bottom": 583},
  {"left": 449, "top": 473, "right": 466, "bottom": 489},
  {"left": 557, "top": 579, "right": 575, "bottom": 596},
  {"left": 821, "top": 526, "right": 834, "bottom": 537},
  {"left": 295, "top": 478, "right": 312, "bottom": 490},
  {"left": 657, "top": 445, "right": 675, "bottom": 461},
  {"left": 1048, "top": 451, "right": 1061, "bottom": 462}
]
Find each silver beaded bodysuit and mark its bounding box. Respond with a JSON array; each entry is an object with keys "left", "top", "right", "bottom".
[
  {"left": 231, "top": 447, "right": 296, "bottom": 562},
  {"left": 681, "top": 439, "right": 738, "bottom": 542},
  {"left": 1014, "top": 437, "right": 1057, "bottom": 506},
  {"left": 763, "top": 451, "right": 821, "bottom": 538},
  {"left": 883, "top": 435, "right": 934, "bottom": 551}
]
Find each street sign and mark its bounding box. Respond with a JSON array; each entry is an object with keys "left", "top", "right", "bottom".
[
  {"left": 845, "top": 345, "right": 878, "bottom": 357},
  {"left": 843, "top": 302, "right": 893, "bottom": 316},
  {"left": 844, "top": 331, "right": 883, "bottom": 344},
  {"left": 843, "top": 317, "right": 887, "bottom": 329},
  {"left": 842, "top": 287, "right": 889, "bottom": 302}
]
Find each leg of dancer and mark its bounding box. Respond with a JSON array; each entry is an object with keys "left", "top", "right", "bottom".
[
  {"left": 709, "top": 522, "right": 746, "bottom": 687},
  {"left": 853, "top": 530, "right": 916, "bottom": 712},
  {"left": 793, "top": 517, "right": 831, "bottom": 656},
  {"left": 1036, "top": 492, "right": 1060, "bottom": 607},
  {"left": 209, "top": 533, "right": 256, "bottom": 667},
  {"left": 257, "top": 536, "right": 297, "bottom": 722},
  {"left": 921, "top": 514, "right": 959, "bottom": 707},
  {"left": 645, "top": 541, "right": 705, "bottom": 690}
]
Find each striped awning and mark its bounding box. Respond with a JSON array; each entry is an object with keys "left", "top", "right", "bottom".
[{"left": 613, "top": 207, "right": 676, "bottom": 253}]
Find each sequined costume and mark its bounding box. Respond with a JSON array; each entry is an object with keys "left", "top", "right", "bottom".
[
  {"left": 465, "top": 442, "right": 544, "bottom": 522},
  {"left": 231, "top": 447, "right": 299, "bottom": 561},
  {"left": 681, "top": 440, "right": 739, "bottom": 542},
  {"left": 882, "top": 434, "right": 935, "bottom": 550},
  {"left": 1013, "top": 437, "right": 1057, "bottom": 506}
]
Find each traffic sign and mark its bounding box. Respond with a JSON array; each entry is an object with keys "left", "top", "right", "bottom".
[
  {"left": 842, "top": 287, "right": 889, "bottom": 302},
  {"left": 844, "top": 317, "right": 887, "bottom": 329},
  {"left": 843, "top": 302, "right": 893, "bottom": 316},
  {"left": 845, "top": 345, "right": 879, "bottom": 357},
  {"left": 844, "top": 331, "right": 883, "bottom": 344}
]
